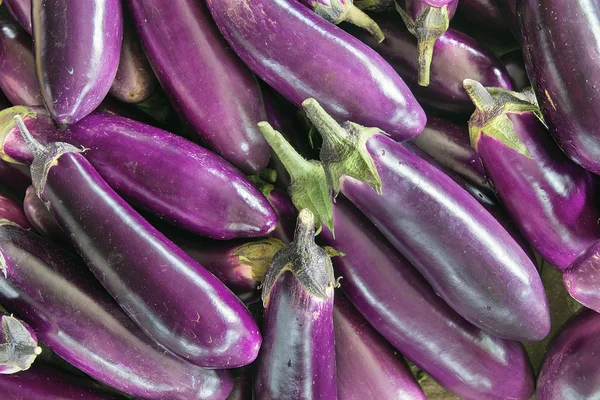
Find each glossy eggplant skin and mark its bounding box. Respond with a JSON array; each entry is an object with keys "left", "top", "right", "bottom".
[
  {"left": 340, "top": 134, "right": 549, "bottom": 341},
  {"left": 23, "top": 186, "right": 63, "bottom": 240},
  {"left": 520, "top": 0, "right": 600, "bottom": 174},
  {"left": 500, "top": 50, "right": 529, "bottom": 90},
  {"left": 0, "top": 21, "right": 43, "bottom": 107},
  {"left": 32, "top": 0, "right": 123, "bottom": 124},
  {"left": 334, "top": 292, "right": 426, "bottom": 400},
  {"left": 319, "top": 197, "right": 535, "bottom": 400},
  {"left": 3, "top": 0, "right": 32, "bottom": 34},
  {"left": 536, "top": 309, "right": 600, "bottom": 400},
  {"left": 0, "top": 192, "right": 30, "bottom": 229},
  {"left": 563, "top": 240, "right": 600, "bottom": 313},
  {"left": 346, "top": 13, "right": 512, "bottom": 115},
  {"left": 206, "top": 0, "right": 426, "bottom": 141},
  {"left": 0, "top": 107, "right": 277, "bottom": 240},
  {"left": 127, "top": 0, "right": 269, "bottom": 174},
  {"left": 0, "top": 225, "right": 233, "bottom": 399}
]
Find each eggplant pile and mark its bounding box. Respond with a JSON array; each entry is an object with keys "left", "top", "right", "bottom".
[{"left": 0, "top": 0, "right": 599, "bottom": 399}]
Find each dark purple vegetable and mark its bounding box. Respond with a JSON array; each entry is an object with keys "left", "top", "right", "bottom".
[
  {"left": 563, "top": 240, "right": 600, "bottom": 314},
  {"left": 0, "top": 106, "right": 277, "bottom": 240},
  {"left": 15, "top": 119, "right": 262, "bottom": 368},
  {"left": 455, "top": 0, "right": 509, "bottom": 34},
  {"left": 0, "top": 224, "right": 233, "bottom": 399},
  {"left": 0, "top": 20, "right": 42, "bottom": 106},
  {"left": 346, "top": 13, "right": 512, "bottom": 115},
  {"left": 32, "top": 0, "right": 123, "bottom": 124},
  {"left": 500, "top": 49, "right": 529, "bottom": 90},
  {"left": 520, "top": 0, "right": 600, "bottom": 174},
  {"left": 536, "top": 309, "right": 600, "bottom": 400},
  {"left": 3, "top": 0, "right": 31, "bottom": 34},
  {"left": 0, "top": 192, "right": 30, "bottom": 229},
  {"left": 464, "top": 80, "right": 600, "bottom": 271},
  {"left": 261, "top": 185, "right": 297, "bottom": 243},
  {"left": 0, "top": 313, "right": 41, "bottom": 374},
  {"left": 256, "top": 210, "right": 337, "bottom": 400},
  {"left": 0, "top": 160, "right": 30, "bottom": 195},
  {"left": 127, "top": 0, "right": 270, "bottom": 174},
  {"left": 334, "top": 292, "right": 426, "bottom": 400},
  {"left": 494, "top": 0, "right": 517, "bottom": 37},
  {"left": 23, "top": 185, "right": 64, "bottom": 240},
  {"left": 206, "top": 0, "right": 426, "bottom": 142}
]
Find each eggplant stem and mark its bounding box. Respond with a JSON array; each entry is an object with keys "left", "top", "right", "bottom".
[
  {"left": 0, "top": 315, "right": 42, "bottom": 372},
  {"left": 233, "top": 238, "right": 286, "bottom": 282},
  {"left": 14, "top": 116, "right": 46, "bottom": 158},
  {"left": 344, "top": 6, "right": 385, "bottom": 43},
  {"left": 258, "top": 122, "right": 312, "bottom": 175}
]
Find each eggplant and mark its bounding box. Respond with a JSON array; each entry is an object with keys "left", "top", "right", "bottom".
[
  {"left": 334, "top": 292, "right": 426, "bottom": 400},
  {"left": 0, "top": 224, "right": 233, "bottom": 399},
  {"left": 0, "top": 313, "right": 41, "bottom": 374},
  {"left": 0, "top": 160, "right": 30, "bottom": 195},
  {"left": 500, "top": 50, "right": 529, "bottom": 90},
  {"left": 32, "top": 0, "right": 123, "bottom": 124},
  {"left": 520, "top": 0, "right": 600, "bottom": 174},
  {"left": 255, "top": 209, "right": 337, "bottom": 400},
  {"left": 14, "top": 118, "right": 262, "bottom": 368},
  {"left": 23, "top": 185, "right": 63, "bottom": 240},
  {"left": 494, "top": 0, "right": 517, "bottom": 37},
  {"left": 0, "top": 20, "right": 42, "bottom": 106},
  {"left": 464, "top": 80, "right": 600, "bottom": 271},
  {"left": 0, "top": 107, "right": 277, "bottom": 240},
  {"left": 259, "top": 184, "right": 297, "bottom": 244},
  {"left": 206, "top": 0, "right": 426, "bottom": 142},
  {"left": 0, "top": 192, "right": 30, "bottom": 229},
  {"left": 395, "top": 0, "right": 459, "bottom": 86},
  {"left": 3, "top": 0, "right": 31, "bottom": 34},
  {"left": 346, "top": 13, "right": 512, "bottom": 115},
  {"left": 562, "top": 240, "right": 600, "bottom": 314},
  {"left": 536, "top": 309, "right": 600, "bottom": 400},
  {"left": 127, "top": 0, "right": 269, "bottom": 174}
]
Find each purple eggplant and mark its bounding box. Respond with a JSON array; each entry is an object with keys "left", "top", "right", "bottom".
[
  {"left": 281, "top": 98, "right": 549, "bottom": 341},
  {"left": 334, "top": 292, "right": 425, "bottom": 400},
  {"left": 0, "top": 106, "right": 277, "bottom": 240},
  {"left": 0, "top": 224, "right": 233, "bottom": 399},
  {"left": 536, "top": 309, "right": 600, "bottom": 399},
  {"left": 0, "top": 192, "right": 30, "bottom": 230},
  {"left": 206, "top": 0, "right": 426, "bottom": 142},
  {"left": 563, "top": 240, "right": 600, "bottom": 313},
  {"left": 0, "top": 313, "right": 42, "bottom": 374},
  {"left": 259, "top": 183, "right": 297, "bottom": 243},
  {"left": 464, "top": 80, "right": 600, "bottom": 272},
  {"left": 520, "top": 0, "right": 600, "bottom": 174},
  {"left": 494, "top": 0, "right": 517, "bottom": 37},
  {"left": 127, "top": 0, "right": 269, "bottom": 174},
  {"left": 32, "top": 0, "right": 122, "bottom": 125},
  {"left": 15, "top": 118, "right": 262, "bottom": 368},
  {"left": 23, "top": 185, "right": 64, "bottom": 240},
  {"left": 256, "top": 209, "right": 337, "bottom": 400},
  {"left": 0, "top": 20, "right": 42, "bottom": 106},
  {"left": 454, "top": 0, "right": 509, "bottom": 34},
  {"left": 346, "top": 13, "right": 512, "bottom": 115},
  {"left": 395, "top": 0, "right": 459, "bottom": 86},
  {"left": 3, "top": 0, "right": 31, "bottom": 34},
  {"left": 500, "top": 49, "right": 529, "bottom": 90},
  {"left": 0, "top": 160, "right": 30, "bottom": 196}
]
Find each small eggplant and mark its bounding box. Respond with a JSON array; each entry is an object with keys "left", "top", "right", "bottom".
[
  {"left": 3, "top": 0, "right": 32, "bottom": 34},
  {"left": 334, "top": 292, "right": 426, "bottom": 400},
  {"left": 0, "top": 192, "right": 30, "bottom": 229},
  {"left": 23, "top": 185, "right": 64, "bottom": 240},
  {"left": 520, "top": 0, "right": 600, "bottom": 174},
  {"left": 14, "top": 117, "right": 262, "bottom": 368},
  {"left": 500, "top": 49, "right": 529, "bottom": 90},
  {"left": 206, "top": 0, "right": 426, "bottom": 141},
  {"left": 0, "top": 313, "right": 42, "bottom": 374},
  {"left": 255, "top": 210, "right": 337, "bottom": 400},
  {"left": 32, "top": 0, "right": 123, "bottom": 124}
]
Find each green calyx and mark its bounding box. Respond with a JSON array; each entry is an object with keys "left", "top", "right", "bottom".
[
  {"left": 0, "top": 106, "right": 37, "bottom": 164},
  {"left": 395, "top": 3, "right": 449, "bottom": 86},
  {"left": 0, "top": 315, "right": 42, "bottom": 373},
  {"left": 312, "top": 0, "right": 385, "bottom": 43},
  {"left": 355, "top": 0, "right": 393, "bottom": 11},
  {"left": 233, "top": 238, "right": 286, "bottom": 282},
  {"left": 464, "top": 79, "right": 543, "bottom": 157}
]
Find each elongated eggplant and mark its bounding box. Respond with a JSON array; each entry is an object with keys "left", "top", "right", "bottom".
[
  {"left": 536, "top": 309, "right": 600, "bottom": 399},
  {"left": 520, "top": 0, "right": 600, "bottom": 174},
  {"left": 128, "top": 0, "right": 269, "bottom": 174},
  {"left": 0, "top": 313, "right": 41, "bottom": 374},
  {"left": 3, "top": 0, "right": 31, "bottom": 34},
  {"left": 334, "top": 292, "right": 425, "bottom": 400},
  {"left": 32, "top": 0, "right": 122, "bottom": 124},
  {"left": 346, "top": 13, "right": 512, "bottom": 115},
  {"left": 500, "top": 50, "right": 529, "bottom": 90},
  {"left": 464, "top": 80, "right": 600, "bottom": 271},
  {"left": 0, "top": 192, "right": 29, "bottom": 229},
  {"left": 0, "top": 107, "right": 277, "bottom": 239},
  {"left": 292, "top": 99, "right": 549, "bottom": 341},
  {"left": 0, "top": 21, "right": 42, "bottom": 106},
  {"left": 0, "top": 224, "right": 233, "bottom": 399},
  {"left": 23, "top": 186, "right": 63, "bottom": 240},
  {"left": 256, "top": 210, "right": 337, "bottom": 400},
  {"left": 207, "top": 0, "right": 426, "bottom": 141},
  {"left": 15, "top": 119, "right": 262, "bottom": 368}
]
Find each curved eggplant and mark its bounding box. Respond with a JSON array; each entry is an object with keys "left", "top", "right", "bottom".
[
  {"left": 0, "top": 313, "right": 41, "bottom": 374},
  {"left": 520, "top": 0, "right": 600, "bottom": 174},
  {"left": 0, "top": 107, "right": 277, "bottom": 240},
  {"left": 127, "top": 0, "right": 269, "bottom": 174},
  {"left": 0, "top": 224, "right": 233, "bottom": 399},
  {"left": 206, "top": 0, "right": 426, "bottom": 141},
  {"left": 500, "top": 50, "right": 529, "bottom": 90},
  {"left": 0, "top": 192, "right": 30, "bottom": 229},
  {"left": 23, "top": 185, "right": 63, "bottom": 240},
  {"left": 3, "top": 0, "right": 32, "bottom": 34},
  {"left": 14, "top": 119, "right": 262, "bottom": 368},
  {"left": 32, "top": 0, "right": 123, "bottom": 124}
]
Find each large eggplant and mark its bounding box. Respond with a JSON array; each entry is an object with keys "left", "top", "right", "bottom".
[
  {"left": 0, "top": 313, "right": 42, "bottom": 374},
  {"left": 255, "top": 210, "right": 337, "bottom": 400},
  {"left": 14, "top": 118, "right": 262, "bottom": 368},
  {"left": 206, "top": 0, "right": 426, "bottom": 141},
  {"left": 0, "top": 224, "right": 233, "bottom": 399},
  {"left": 536, "top": 309, "right": 600, "bottom": 400},
  {"left": 346, "top": 13, "right": 512, "bottom": 115},
  {"left": 334, "top": 292, "right": 425, "bottom": 400},
  {"left": 0, "top": 107, "right": 277, "bottom": 240},
  {"left": 3, "top": 0, "right": 32, "bottom": 34},
  {"left": 520, "top": 0, "right": 600, "bottom": 174},
  {"left": 32, "top": 0, "right": 123, "bottom": 124},
  {"left": 127, "top": 0, "right": 269, "bottom": 174}
]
